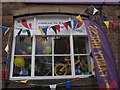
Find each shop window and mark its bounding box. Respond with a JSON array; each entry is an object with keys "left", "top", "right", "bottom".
[{"left": 10, "top": 15, "right": 94, "bottom": 80}]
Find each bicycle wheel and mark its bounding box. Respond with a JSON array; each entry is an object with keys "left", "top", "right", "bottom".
[{"left": 54, "top": 64, "right": 67, "bottom": 76}]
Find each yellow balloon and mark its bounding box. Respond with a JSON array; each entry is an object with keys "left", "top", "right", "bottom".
[{"left": 14, "top": 57, "right": 25, "bottom": 67}]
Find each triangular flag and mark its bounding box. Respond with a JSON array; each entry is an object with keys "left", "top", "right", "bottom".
[
  {"left": 73, "top": 19, "right": 79, "bottom": 29},
  {"left": 64, "top": 81, "right": 71, "bottom": 90},
  {"left": 49, "top": 84, "right": 57, "bottom": 90},
  {"left": 2, "top": 69, "right": 7, "bottom": 80},
  {"left": 2, "top": 27, "right": 11, "bottom": 36},
  {"left": 42, "top": 28, "right": 48, "bottom": 35},
  {"left": 76, "top": 21, "right": 83, "bottom": 29},
  {"left": 102, "top": 15, "right": 107, "bottom": 22},
  {"left": 55, "top": 25, "right": 60, "bottom": 32},
  {"left": 4, "top": 44, "right": 9, "bottom": 53},
  {"left": 104, "top": 21, "right": 110, "bottom": 29},
  {"left": 63, "top": 22, "right": 68, "bottom": 30},
  {"left": 93, "top": 7, "right": 98, "bottom": 15},
  {"left": 39, "top": 28, "right": 44, "bottom": 36},
  {"left": 51, "top": 26, "right": 57, "bottom": 34},
  {"left": 4, "top": 58, "right": 8, "bottom": 65},
  {"left": 66, "top": 21, "right": 72, "bottom": 28},
  {"left": 20, "top": 80, "right": 28, "bottom": 83},
  {"left": 112, "top": 21, "right": 118, "bottom": 29},
  {"left": 76, "top": 15, "right": 83, "bottom": 22}
]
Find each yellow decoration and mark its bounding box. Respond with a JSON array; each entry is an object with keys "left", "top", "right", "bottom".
[
  {"left": 20, "top": 80, "right": 28, "bottom": 83},
  {"left": 76, "top": 15, "right": 83, "bottom": 22},
  {"left": 106, "top": 82, "right": 110, "bottom": 90},
  {"left": 14, "top": 57, "right": 25, "bottom": 68},
  {"left": 39, "top": 28, "right": 44, "bottom": 36},
  {"left": 4, "top": 27, "right": 11, "bottom": 36},
  {"left": 104, "top": 21, "right": 110, "bottom": 29}
]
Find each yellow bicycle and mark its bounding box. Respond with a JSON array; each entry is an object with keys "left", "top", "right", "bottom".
[{"left": 54, "top": 56, "right": 88, "bottom": 76}]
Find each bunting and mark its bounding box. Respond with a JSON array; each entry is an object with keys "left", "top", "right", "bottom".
[
  {"left": 93, "top": 7, "right": 98, "bottom": 15},
  {"left": 112, "top": 21, "right": 118, "bottom": 30},
  {"left": 76, "top": 15, "right": 83, "bottom": 22},
  {"left": 42, "top": 28, "right": 48, "bottom": 35},
  {"left": 102, "top": 15, "right": 107, "bottom": 22},
  {"left": 55, "top": 25, "right": 60, "bottom": 32},
  {"left": 2, "top": 27, "right": 11, "bottom": 36},
  {"left": 51, "top": 26, "right": 57, "bottom": 34},
  {"left": 63, "top": 22, "right": 69, "bottom": 30},
  {"left": 103, "top": 21, "right": 110, "bottom": 29},
  {"left": 4, "top": 58, "right": 9, "bottom": 65},
  {"left": 4, "top": 44, "right": 9, "bottom": 53},
  {"left": 66, "top": 21, "right": 72, "bottom": 28},
  {"left": 64, "top": 81, "right": 71, "bottom": 90},
  {"left": 20, "top": 80, "right": 28, "bottom": 83},
  {"left": 49, "top": 84, "right": 57, "bottom": 90}
]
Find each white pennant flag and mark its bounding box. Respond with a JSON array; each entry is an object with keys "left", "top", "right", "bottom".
[
  {"left": 93, "top": 7, "right": 98, "bottom": 15},
  {"left": 5, "top": 44, "right": 9, "bottom": 53},
  {"left": 49, "top": 84, "right": 57, "bottom": 90}
]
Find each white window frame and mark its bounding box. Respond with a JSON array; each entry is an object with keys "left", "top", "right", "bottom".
[{"left": 10, "top": 15, "right": 94, "bottom": 80}]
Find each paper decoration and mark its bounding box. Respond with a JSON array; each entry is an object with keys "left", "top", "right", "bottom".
[
  {"left": 76, "top": 15, "right": 83, "bottom": 22},
  {"left": 2, "top": 27, "right": 11, "bottom": 36},
  {"left": 63, "top": 22, "right": 68, "bottom": 30},
  {"left": 104, "top": 21, "right": 110, "bottom": 29},
  {"left": 93, "top": 7, "right": 98, "bottom": 15},
  {"left": 4, "top": 44, "right": 9, "bottom": 53},
  {"left": 51, "top": 26, "right": 57, "bottom": 34},
  {"left": 55, "top": 25, "right": 60, "bottom": 32},
  {"left": 20, "top": 80, "right": 28, "bottom": 83},
  {"left": 64, "top": 81, "right": 71, "bottom": 90},
  {"left": 112, "top": 21, "right": 118, "bottom": 29},
  {"left": 49, "top": 84, "right": 57, "bottom": 90},
  {"left": 102, "top": 15, "right": 107, "bottom": 22}
]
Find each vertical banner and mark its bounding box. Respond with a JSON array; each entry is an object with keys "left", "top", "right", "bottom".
[{"left": 84, "top": 20, "right": 120, "bottom": 89}]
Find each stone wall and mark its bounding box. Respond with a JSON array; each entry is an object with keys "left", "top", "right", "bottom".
[{"left": 1, "top": 2, "right": 120, "bottom": 89}]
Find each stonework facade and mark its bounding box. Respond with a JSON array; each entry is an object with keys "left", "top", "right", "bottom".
[{"left": 1, "top": 2, "right": 120, "bottom": 89}]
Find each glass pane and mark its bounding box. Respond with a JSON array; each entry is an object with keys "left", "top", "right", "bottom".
[
  {"left": 54, "top": 36, "right": 70, "bottom": 54},
  {"left": 15, "top": 36, "right": 32, "bottom": 55},
  {"left": 35, "top": 56, "right": 52, "bottom": 76},
  {"left": 74, "top": 56, "right": 91, "bottom": 75},
  {"left": 13, "top": 56, "right": 31, "bottom": 76},
  {"left": 54, "top": 56, "right": 71, "bottom": 76},
  {"left": 73, "top": 37, "right": 88, "bottom": 54},
  {"left": 35, "top": 36, "right": 52, "bottom": 54}
]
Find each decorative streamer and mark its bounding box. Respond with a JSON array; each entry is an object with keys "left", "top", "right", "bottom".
[
  {"left": 73, "top": 19, "right": 79, "bottom": 29},
  {"left": 49, "top": 84, "right": 57, "bottom": 90},
  {"left": 93, "top": 7, "right": 99, "bottom": 15},
  {"left": 102, "top": 15, "right": 107, "bottom": 22},
  {"left": 103, "top": 21, "right": 110, "bottom": 29},
  {"left": 64, "top": 81, "right": 71, "bottom": 90},
  {"left": 42, "top": 28, "right": 48, "bottom": 35},
  {"left": 4, "top": 58, "right": 9, "bottom": 65},
  {"left": 17, "top": 29, "right": 31, "bottom": 36}
]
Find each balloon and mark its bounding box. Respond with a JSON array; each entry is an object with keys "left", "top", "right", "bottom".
[
  {"left": 44, "top": 45, "right": 52, "bottom": 54},
  {"left": 27, "top": 46, "right": 32, "bottom": 53},
  {"left": 14, "top": 57, "right": 25, "bottom": 68},
  {"left": 22, "top": 19, "right": 29, "bottom": 28}
]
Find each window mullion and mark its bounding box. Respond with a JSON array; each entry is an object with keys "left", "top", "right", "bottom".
[{"left": 52, "top": 37, "right": 54, "bottom": 76}]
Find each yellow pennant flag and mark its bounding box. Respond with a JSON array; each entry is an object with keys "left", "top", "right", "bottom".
[
  {"left": 106, "top": 82, "right": 110, "bottom": 90},
  {"left": 20, "top": 80, "right": 28, "bottom": 83},
  {"left": 76, "top": 15, "right": 83, "bottom": 22},
  {"left": 104, "top": 21, "right": 110, "bottom": 29},
  {"left": 4, "top": 27, "right": 11, "bottom": 36},
  {"left": 39, "top": 28, "right": 44, "bottom": 36}
]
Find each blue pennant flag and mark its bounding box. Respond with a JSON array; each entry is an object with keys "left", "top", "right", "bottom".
[
  {"left": 73, "top": 19, "right": 79, "bottom": 29},
  {"left": 42, "top": 28, "right": 47, "bottom": 35},
  {"left": 64, "top": 81, "right": 71, "bottom": 90},
  {"left": 102, "top": 15, "right": 107, "bottom": 22},
  {"left": 4, "top": 58, "right": 8, "bottom": 65},
  {"left": 2, "top": 27, "right": 11, "bottom": 36}
]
